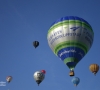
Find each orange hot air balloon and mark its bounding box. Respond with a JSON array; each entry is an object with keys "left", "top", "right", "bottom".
[{"left": 89, "top": 64, "right": 99, "bottom": 75}]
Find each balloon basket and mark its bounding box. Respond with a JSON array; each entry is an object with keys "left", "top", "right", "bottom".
[{"left": 69, "top": 71, "right": 74, "bottom": 76}]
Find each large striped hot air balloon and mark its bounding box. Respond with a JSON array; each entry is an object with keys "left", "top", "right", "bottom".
[{"left": 47, "top": 16, "right": 94, "bottom": 76}]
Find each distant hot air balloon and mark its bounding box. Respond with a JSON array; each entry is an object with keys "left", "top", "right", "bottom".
[
  {"left": 6, "top": 76, "right": 12, "bottom": 83},
  {"left": 33, "top": 41, "right": 39, "bottom": 48},
  {"left": 72, "top": 77, "right": 80, "bottom": 86},
  {"left": 47, "top": 16, "right": 94, "bottom": 76},
  {"left": 89, "top": 64, "right": 99, "bottom": 75},
  {"left": 33, "top": 70, "right": 45, "bottom": 86},
  {"left": 41, "top": 70, "right": 46, "bottom": 74}
]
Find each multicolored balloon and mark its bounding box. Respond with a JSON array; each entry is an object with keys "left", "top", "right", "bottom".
[
  {"left": 72, "top": 77, "right": 80, "bottom": 86},
  {"left": 33, "top": 70, "right": 46, "bottom": 86},
  {"left": 6, "top": 76, "right": 12, "bottom": 83},
  {"left": 47, "top": 16, "right": 94, "bottom": 76}
]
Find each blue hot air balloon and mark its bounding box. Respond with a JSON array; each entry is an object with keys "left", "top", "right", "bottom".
[{"left": 72, "top": 77, "right": 80, "bottom": 86}]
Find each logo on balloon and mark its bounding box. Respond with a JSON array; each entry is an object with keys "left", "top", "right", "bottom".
[
  {"left": 59, "top": 49, "right": 76, "bottom": 57},
  {"left": 70, "top": 27, "right": 80, "bottom": 31}
]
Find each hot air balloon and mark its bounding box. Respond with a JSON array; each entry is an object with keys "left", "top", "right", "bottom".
[
  {"left": 47, "top": 16, "right": 94, "bottom": 76},
  {"left": 89, "top": 64, "right": 99, "bottom": 75},
  {"left": 33, "top": 70, "right": 45, "bottom": 86},
  {"left": 6, "top": 76, "right": 12, "bottom": 83},
  {"left": 41, "top": 70, "right": 46, "bottom": 74},
  {"left": 33, "top": 41, "right": 39, "bottom": 48},
  {"left": 72, "top": 77, "right": 80, "bottom": 86}
]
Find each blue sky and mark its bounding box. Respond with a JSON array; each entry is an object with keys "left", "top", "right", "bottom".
[{"left": 0, "top": 0, "right": 100, "bottom": 90}]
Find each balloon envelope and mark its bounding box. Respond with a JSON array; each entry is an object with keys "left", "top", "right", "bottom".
[
  {"left": 72, "top": 77, "right": 80, "bottom": 86},
  {"left": 41, "top": 70, "right": 46, "bottom": 74},
  {"left": 47, "top": 16, "right": 94, "bottom": 71},
  {"left": 6, "top": 76, "right": 12, "bottom": 83},
  {"left": 33, "top": 41, "right": 39, "bottom": 48},
  {"left": 33, "top": 71, "right": 45, "bottom": 86},
  {"left": 89, "top": 64, "right": 99, "bottom": 75}
]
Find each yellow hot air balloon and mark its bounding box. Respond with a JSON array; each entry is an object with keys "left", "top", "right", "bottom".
[{"left": 89, "top": 64, "right": 99, "bottom": 75}]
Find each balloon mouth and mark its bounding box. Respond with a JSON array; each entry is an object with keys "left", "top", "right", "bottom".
[
  {"left": 36, "top": 80, "right": 42, "bottom": 86},
  {"left": 69, "top": 71, "right": 74, "bottom": 76},
  {"left": 74, "top": 84, "right": 77, "bottom": 86},
  {"left": 93, "top": 71, "right": 97, "bottom": 75}
]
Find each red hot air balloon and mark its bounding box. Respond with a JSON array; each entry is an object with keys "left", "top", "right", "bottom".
[{"left": 41, "top": 70, "right": 46, "bottom": 74}]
